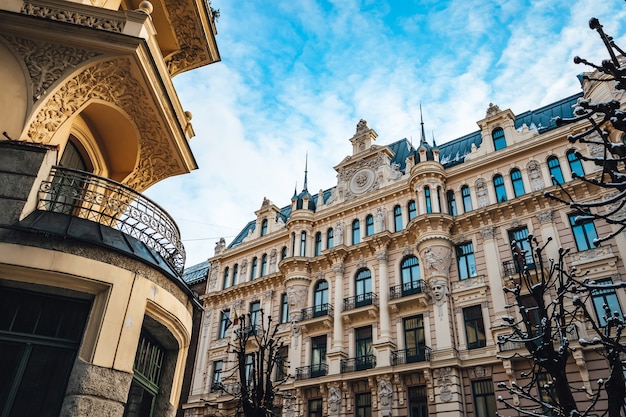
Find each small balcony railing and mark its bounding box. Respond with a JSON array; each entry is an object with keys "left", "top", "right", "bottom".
[
  {"left": 391, "top": 346, "right": 431, "bottom": 365},
  {"left": 340, "top": 355, "right": 376, "bottom": 373},
  {"left": 497, "top": 325, "right": 579, "bottom": 352},
  {"left": 210, "top": 382, "right": 241, "bottom": 396},
  {"left": 301, "top": 304, "right": 334, "bottom": 320},
  {"left": 343, "top": 292, "right": 378, "bottom": 311},
  {"left": 235, "top": 325, "right": 261, "bottom": 339},
  {"left": 295, "top": 363, "right": 328, "bottom": 380},
  {"left": 502, "top": 258, "right": 536, "bottom": 276},
  {"left": 389, "top": 281, "right": 424, "bottom": 300},
  {"left": 38, "top": 166, "right": 185, "bottom": 274}
]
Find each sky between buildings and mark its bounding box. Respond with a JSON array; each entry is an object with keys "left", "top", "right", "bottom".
[{"left": 145, "top": 0, "right": 626, "bottom": 269}]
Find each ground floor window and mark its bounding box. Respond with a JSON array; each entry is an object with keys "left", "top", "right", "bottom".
[
  {"left": 123, "top": 331, "right": 166, "bottom": 417},
  {"left": 355, "top": 392, "right": 371, "bottom": 417},
  {"left": 408, "top": 385, "right": 428, "bottom": 417},
  {"left": 0, "top": 286, "right": 91, "bottom": 417},
  {"left": 472, "top": 379, "right": 497, "bottom": 417}
]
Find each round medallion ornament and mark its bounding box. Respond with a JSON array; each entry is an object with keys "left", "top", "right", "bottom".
[{"left": 349, "top": 168, "right": 376, "bottom": 194}]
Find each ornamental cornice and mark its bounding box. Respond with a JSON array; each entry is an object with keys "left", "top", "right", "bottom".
[
  {"left": 2, "top": 35, "right": 100, "bottom": 101},
  {"left": 20, "top": 1, "right": 124, "bottom": 32},
  {"left": 25, "top": 58, "right": 183, "bottom": 191},
  {"left": 163, "top": 0, "right": 211, "bottom": 76}
]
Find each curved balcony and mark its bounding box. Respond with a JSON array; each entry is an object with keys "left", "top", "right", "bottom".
[{"left": 34, "top": 166, "right": 185, "bottom": 275}]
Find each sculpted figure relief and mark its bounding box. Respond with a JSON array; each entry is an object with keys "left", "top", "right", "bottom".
[
  {"left": 378, "top": 379, "right": 393, "bottom": 407},
  {"left": 328, "top": 386, "right": 342, "bottom": 413}
]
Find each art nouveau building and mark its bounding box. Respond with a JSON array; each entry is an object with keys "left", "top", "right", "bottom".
[
  {"left": 0, "top": 1, "right": 219, "bottom": 416},
  {"left": 184, "top": 73, "right": 626, "bottom": 417}
]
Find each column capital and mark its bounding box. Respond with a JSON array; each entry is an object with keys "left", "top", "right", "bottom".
[
  {"left": 480, "top": 226, "right": 497, "bottom": 240},
  {"left": 536, "top": 209, "right": 555, "bottom": 224},
  {"left": 332, "top": 263, "right": 345, "bottom": 275},
  {"left": 375, "top": 250, "right": 388, "bottom": 262}
]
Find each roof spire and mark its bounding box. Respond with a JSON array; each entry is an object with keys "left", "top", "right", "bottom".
[
  {"left": 431, "top": 130, "right": 437, "bottom": 148},
  {"left": 303, "top": 152, "right": 308, "bottom": 193},
  {"left": 420, "top": 102, "right": 427, "bottom": 144}
]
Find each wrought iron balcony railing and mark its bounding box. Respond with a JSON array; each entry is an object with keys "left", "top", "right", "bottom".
[
  {"left": 295, "top": 363, "right": 328, "bottom": 380},
  {"left": 502, "top": 258, "right": 536, "bottom": 276},
  {"left": 391, "top": 346, "right": 431, "bottom": 365},
  {"left": 497, "top": 325, "right": 579, "bottom": 352},
  {"left": 210, "top": 382, "right": 241, "bottom": 396},
  {"left": 235, "top": 325, "right": 261, "bottom": 339},
  {"left": 301, "top": 304, "right": 334, "bottom": 320},
  {"left": 343, "top": 292, "right": 378, "bottom": 311},
  {"left": 340, "top": 355, "right": 376, "bottom": 373},
  {"left": 389, "top": 281, "right": 424, "bottom": 300},
  {"left": 38, "top": 166, "right": 185, "bottom": 274}
]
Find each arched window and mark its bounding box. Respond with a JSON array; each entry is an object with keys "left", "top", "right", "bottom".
[
  {"left": 354, "top": 269, "right": 372, "bottom": 307},
  {"left": 548, "top": 156, "right": 564, "bottom": 185},
  {"left": 59, "top": 138, "right": 90, "bottom": 171},
  {"left": 260, "top": 219, "right": 268, "bottom": 237},
  {"left": 261, "top": 254, "right": 268, "bottom": 276},
  {"left": 352, "top": 219, "right": 360, "bottom": 245},
  {"left": 400, "top": 256, "right": 421, "bottom": 296},
  {"left": 365, "top": 214, "right": 374, "bottom": 236},
  {"left": 511, "top": 168, "right": 525, "bottom": 197},
  {"left": 446, "top": 190, "right": 457, "bottom": 215},
  {"left": 394, "top": 205, "right": 403, "bottom": 232},
  {"left": 222, "top": 266, "right": 230, "bottom": 290},
  {"left": 408, "top": 200, "right": 417, "bottom": 221},
  {"left": 326, "top": 228, "right": 334, "bottom": 249},
  {"left": 313, "top": 280, "right": 329, "bottom": 317},
  {"left": 437, "top": 186, "right": 442, "bottom": 213},
  {"left": 232, "top": 263, "right": 239, "bottom": 286},
  {"left": 280, "top": 246, "right": 287, "bottom": 260},
  {"left": 567, "top": 149, "right": 585, "bottom": 178},
  {"left": 424, "top": 186, "right": 432, "bottom": 214},
  {"left": 461, "top": 185, "right": 472, "bottom": 212},
  {"left": 250, "top": 257, "right": 258, "bottom": 280},
  {"left": 492, "top": 127, "right": 506, "bottom": 151},
  {"left": 493, "top": 174, "right": 507, "bottom": 202},
  {"left": 300, "top": 231, "right": 307, "bottom": 257},
  {"left": 314, "top": 232, "right": 322, "bottom": 256},
  {"left": 291, "top": 233, "right": 296, "bottom": 258}
]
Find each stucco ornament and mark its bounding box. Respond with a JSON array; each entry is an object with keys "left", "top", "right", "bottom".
[
  {"left": 286, "top": 284, "right": 308, "bottom": 321},
  {"left": 421, "top": 246, "right": 452, "bottom": 280},
  {"left": 528, "top": 160, "right": 544, "bottom": 191},
  {"left": 378, "top": 379, "right": 393, "bottom": 407},
  {"left": 475, "top": 178, "right": 488, "bottom": 208},
  {"left": 328, "top": 386, "right": 342, "bottom": 415},
  {"left": 375, "top": 207, "right": 386, "bottom": 232}
]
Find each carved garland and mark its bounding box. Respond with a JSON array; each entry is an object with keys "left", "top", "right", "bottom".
[{"left": 26, "top": 58, "right": 183, "bottom": 190}]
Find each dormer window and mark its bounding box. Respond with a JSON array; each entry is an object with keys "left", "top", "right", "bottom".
[
  {"left": 260, "top": 219, "right": 268, "bottom": 237},
  {"left": 492, "top": 127, "right": 506, "bottom": 151}
]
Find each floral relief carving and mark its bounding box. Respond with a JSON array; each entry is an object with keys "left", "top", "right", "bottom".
[
  {"left": 163, "top": 0, "right": 211, "bottom": 76},
  {"left": 3, "top": 36, "right": 100, "bottom": 101},
  {"left": 21, "top": 1, "right": 124, "bottom": 32},
  {"left": 26, "top": 58, "right": 183, "bottom": 190}
]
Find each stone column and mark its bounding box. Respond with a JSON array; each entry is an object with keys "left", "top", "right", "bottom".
[
  {"left": 328, "top": 263, "right": 347, "bottom": 374},
  {"left": 535, "top": 210, "right": 560, "bottom": 261},
  {"left": 376, "top": 250, "right": 391, "bottom": 341},
  {"left": 480, "top": 227, "right": 506, "bottom": 318}
]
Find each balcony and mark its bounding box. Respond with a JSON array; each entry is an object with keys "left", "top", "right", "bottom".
[
  {"left": 391, "top": 346, "right": 432, "bottom": 365},
  {"left": 340, "top": 355, "right": 376, "bottom": 373},
  {"left": 210, "top": 382, "right": 241, "bottom": 396},
  {"left": 31, "top": 166, "right": 184, "bottom": 275},
  {"left": 502, "top": 258, "right": 536, "bottom": 277},
  {"left": 295, "top": 363, "right": 328, "bottom": 380},
  {"left": 301, "top": 304, "right": 334, "bottom": 320},
  {"left": 344, "top": 292, "right": 378, "bottom": 311},
  {"left": 497, "top": 325, "right": 579, "bottom": 353},
  {"left": 235, "top": 325, "right": 261, "bottom": 339},
  {"left": 390, "top": 281, "right": 424, "bottom": 299}
]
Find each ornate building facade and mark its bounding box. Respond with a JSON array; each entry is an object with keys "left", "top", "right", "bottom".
[
  {"left": 184, "top": 73, "right": 626, "bottom": 416},
  {"left": 0, "top": 1, "right": 219, "bottom": 416}
]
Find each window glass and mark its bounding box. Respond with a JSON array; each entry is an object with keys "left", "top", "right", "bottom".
[
  {"left": 591, "top": 279, "right": 623, "bottom": 327},
  {"left": 472, "top": 379, "right": 497, "bottom": 417},
  {"left": 494, "top": 174, "right": 507, "bottom": 202},
  {"left": 394, "top": 205, "right": 403, "bottom": 232},
  {"left": 352, "top": 220, "right": 360, "bottom": 245},
  {"left": 424, "top": 186, "right": 432, "bottom": 213},
  {"left": 446, "top": 190, "right": 457, "bottom": 215},
  {"left": 280, "top": 293, "right": 290, "bottom": 323},
  {"left": 408, "top": 200, "right": 417, "bottom": 220},
  {"left": 548, "top": 156, "right": 564, "bottom": 185},
  {"left": 456, "top": 242, "right": 477, "bottom": 280},
  {"left": 463, "top": 305, "right": 486, "bottom": 349},
  {"left": 492, "top": 127, "right": 506, "bottom": 151},
  {"left": 462, "top": 185, "right": 472, "bottom": 212},
  {"left": 260, "top": 219, "right": 268, "bottom": 236},
  {"left": 326, "top": 228, "right": 334, "bottom": 249},
  {"left": 511, "top": 168, "right": 525, "bottom": 197},
  {"left": 408, "top": 386, "right": 428, "bottom": 417},
  {"left": 568, "top": 213, "right": 598, "bottom": 251},
  {"left": 401, "top": 256, "right": 421, "bottom": 296},
  {"left": 300, "top": 232, "right": 307, "bottom": 256},
  {"left": 567, "top": 149, "right": 585, "bottom": 178},
  {"left": 366, "top": 215, "right": 374, "bottom": 236}
]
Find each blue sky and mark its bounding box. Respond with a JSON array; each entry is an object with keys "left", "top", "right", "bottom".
[{"left": 146, "top": 0, "right": 626, "bottom": 268}]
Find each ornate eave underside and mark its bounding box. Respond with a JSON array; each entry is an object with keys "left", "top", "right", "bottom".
[{"left": 0, "top": 11, "right": 198, "bottom": 191}]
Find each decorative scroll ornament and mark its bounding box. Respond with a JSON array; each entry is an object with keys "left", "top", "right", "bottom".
[
  {"left": 21, "top": 1, "right": 124, "bottom": 32},
  {"left": 2, "top": 36, "right": 100, "bottom": 101},
  {"left": 163, "top": 0, "right": 210, "bottom": 76}
]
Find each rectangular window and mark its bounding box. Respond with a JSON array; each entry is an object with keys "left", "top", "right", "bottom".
[
  {"left": 394, "top": 206, "right": 403, "bottom": 232},
  {"left": 308, "top": 399, "right": 322, "bottom": 417},
  {"left": 408, "top": 200, "right": 417, "bottom": 220},
  {"left": 355, "top": 326, "right": 373, "bottom": 370},
  {"left": 408, "top": 386, "right": 428, "bottom": 417},
  {"left": 275, "top": 347, "right": 288, "bottom": 381},
  {"left": 212, "top": 360, "right": 223, "bottom": 389},
  {"left": 219, "top": 310, "right": 231, "bottom": 339},
  {"left": 280, "top": 293, "right": 290, "bottom": 323},
  {"left": 537, "top": 373, "right": 557, "bottom": 415},
  {"left": 591, "top": 278, "right": 624, "bottom": 327},
  {"left": 311, "top": 335, "right": 327, "bottom": 377},
  {"left": 462, "top": 186, "right": 472, "bottom": 212},
  {"left": 463, "top": 305, "right": 486, "bottom": 349},
  {"left": 355, "top": 393, "right": 372, "bottom": 417},
  {"left": 404, "top": 315, "right": 426, "bottom": 362},
  {"left": 508, "top": 227, "right": 534, "bottom": 270},
  {"left": 314, "top": 232, "right": 322, "bottom": 256},
  {"left": 568, "top": 213, "right": 598, "bottom": 251},
  {"left": 472, "top": 379, "right": 497, "bottom": 417},
  {"left": 244, "top": 354, "right": 254, "bottom": 387},
  {"left": 456, "top": 242, "right": 477, "bottom": 280},
  {"left": 250, "top": 301, "right": 261, "bottom": 328}
]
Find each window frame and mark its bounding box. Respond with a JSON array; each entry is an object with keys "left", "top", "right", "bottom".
[
  {"left": 394, "top": 205, "right": 403, "bottom": 232},
  {"left": 352, "top": 219, "right": 361, "bottom": 245},
  {"left": 326, "top": 228, "right": 334, "bottom": 249},
  {"left": 461, "top": 185, "right": 472, "bottom": 212},
  {"left": 280, "top": 293, "right": 290, "bottom": 323},
  {"left": 408, "top": 200, "right": 417, "bottom": 220},
  {"left": 424, "top": 186, "right": 432, "bottom": 214},
  {"left": 260, "top": 219, "right": 268, "bottom": 236},
  {"left": 548, "top": 156, "right": 564, "bottom": 185},
  {"left": 568, "top": 213, "right": 598, "bottom": 251},
  {"left": 456, "top": 242, "right": 477, "bottom": 280},
  {"left": 492, "top": 127, "right": 506, "bottom": 151},
  {"left": 463, "top": 305, "right": 486, "bottom": 349},
  {"left": 567, "top": 149, "right": 585, "bottom": 178},
  {"left": 365, "top": 214, "right": 374, "bottom": 236},
  {"left": 218, "top": 310, "right": 231, "bottom": 339},
  {"left": 511, "top": 168, "right": 525, "bottom": 197},
  {"left": 591, "top": 278, "right": 624, "bottom": 327},
  {"left": 472, "top": 379, "right": 497, "bottom": 417},
  {"left": 493, "top": 174, "right": 507, "bottom": 203}
]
